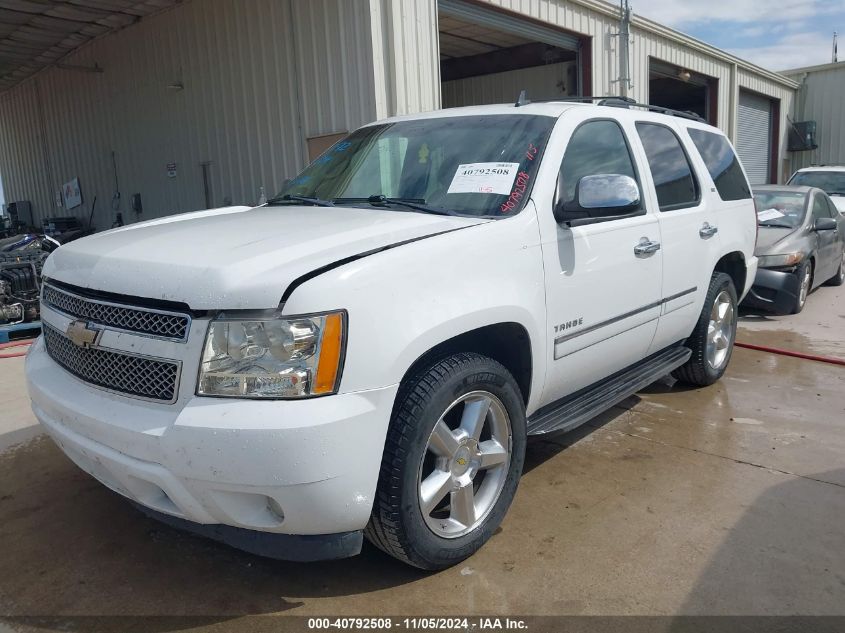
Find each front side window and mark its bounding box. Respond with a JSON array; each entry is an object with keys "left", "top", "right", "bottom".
[
  {"left": 788, "top": 171, "right": 845, "bottom": 197},
  {"left": 636, "top": 123, "right": 699, "bottom": 211},
  {"left": 557, "top": 119, "right": 640, "bottom": 208},
  {"left": 812, "top": 194, "right": 834, "bottom": 221},
  {"left": 687, "top": 128, "right": 752, "bottom": 201},
  {"left": 272, "top": 114, "right": 555, "bottom": 217}
]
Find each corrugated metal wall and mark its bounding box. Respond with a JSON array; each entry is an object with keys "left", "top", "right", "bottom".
[
  {"left": 369, "top": 0, "right": 441, "bottom": 118},
  {"left": 442, "top": 62, "right": 577, "bottom": 107},
  {"left": 785, "top": 63, "right": 845, "bottom": 173},
  {"left": 0, "top": 0, "right": 378, "bottom": 230},
  {"left": 0, "top": 0, "right": 802, "bottom": 229}
]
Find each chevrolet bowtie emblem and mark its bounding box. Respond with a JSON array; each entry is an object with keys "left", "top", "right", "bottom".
[{"left": 66, "top": 320, "right": 100, "bottom": 348}]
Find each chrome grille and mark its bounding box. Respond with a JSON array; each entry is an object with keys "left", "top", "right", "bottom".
[
  {"left": 43, "top": 323, "right": 180, "bottom": 403},
  {"left": 42, "top": 284, "right": 190, "bottom": 341}
]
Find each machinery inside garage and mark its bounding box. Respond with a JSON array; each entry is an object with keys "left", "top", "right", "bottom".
[{"left": 438, "top": 0, "right": 584, "bottom": 108}]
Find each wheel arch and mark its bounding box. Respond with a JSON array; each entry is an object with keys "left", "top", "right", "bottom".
[
  {"left": 396, "top": 322, "right": 534, "bottom": 410},
  {"left": 714, "top": 251, "right": 748, "bottom": 298}
]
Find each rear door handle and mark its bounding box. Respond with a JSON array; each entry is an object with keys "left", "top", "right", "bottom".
[
  {"left": 700, "top": 222, "right": 718, "bottom": 238},
  {"left": 634, "top": 239, "right": 661, "bottom": 256}
]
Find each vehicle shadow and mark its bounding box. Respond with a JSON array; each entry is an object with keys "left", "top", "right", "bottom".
[
  {"left": 0, "top": 389, "right": 658, "bottom": 625},
  {"left": 670, "top": 468, "right": 845, "bottom": 617}
]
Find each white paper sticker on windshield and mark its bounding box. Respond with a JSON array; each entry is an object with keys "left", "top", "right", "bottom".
[
  {"left": 757, "top": 208, "right": 785, "bottom": 222},
  {"left": 447, "top": 162, "right": 520, "bottom": 195}
]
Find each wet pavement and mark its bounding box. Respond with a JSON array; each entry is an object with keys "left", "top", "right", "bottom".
[{"left": 0, "top": 285, "right": 843, "bottom": 624}]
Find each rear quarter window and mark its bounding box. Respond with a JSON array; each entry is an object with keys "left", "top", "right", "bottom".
[{"left": 687, "top": 129, "right": 752, "bottom": 202}]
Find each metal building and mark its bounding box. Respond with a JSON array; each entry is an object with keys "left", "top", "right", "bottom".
[
  {"left": 0, "top": 0, "right": 797, "bottom": 231},
  {"left": 782, "top": 61, "right": 845, "bottom": 174}
]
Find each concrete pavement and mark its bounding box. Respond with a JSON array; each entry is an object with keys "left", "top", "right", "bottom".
[{"left": 0, "top": 283, "right": 843, "bottom": 623}]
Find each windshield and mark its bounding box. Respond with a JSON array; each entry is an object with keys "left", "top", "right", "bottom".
[
  {"left": 271, "top": 114, "right": 555, "bottom": 217},
  {"left": 787, "top": 171, "right": 845, "bottom": 196},
  {"left": 753, "top": 191, "right": 807, "bottom": 228}
]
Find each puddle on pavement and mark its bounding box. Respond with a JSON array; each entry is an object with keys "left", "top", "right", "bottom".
[{"left": 738, "top": 323, "right": 845, "bottom": 359}]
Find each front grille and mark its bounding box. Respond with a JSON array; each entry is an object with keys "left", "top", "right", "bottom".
[
  {"left": 42, "top": 284, "right": 190, "bottom": 341},
  {"left": 43, "top": 323, "right": 180, "bottom": 403}
]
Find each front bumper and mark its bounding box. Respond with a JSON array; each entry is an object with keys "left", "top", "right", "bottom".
[
  {"left": 740, "top": 267, "right": 799, "bottom": 315},
  {"left": 26, "top": 336, "right": 398, "bottom": 560}
]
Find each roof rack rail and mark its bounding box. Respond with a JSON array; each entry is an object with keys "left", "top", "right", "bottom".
[{"left": 512, "top": 92, "right": 706, "bottom": 123}]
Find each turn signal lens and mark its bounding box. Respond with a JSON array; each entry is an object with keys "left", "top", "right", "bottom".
[{"left": 314, "top": 312, "right": 344, "bottom": 394}]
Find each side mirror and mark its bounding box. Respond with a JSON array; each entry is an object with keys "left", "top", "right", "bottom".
[
  {"left": 814, "top": 217, "right": 837, "bottom": 231},
  {"left": 554, "top": 174, "right": 641, "bottom": 225}
]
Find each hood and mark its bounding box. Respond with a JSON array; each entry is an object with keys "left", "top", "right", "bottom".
[
  {"left": 830, "top": 194, "right": 845, "bottom": 215},
  {"left": 755, "top": 226, "right": 799, "bottom": 254},
  {"left": 44, "top": 205, "right": 487, "bottom": 310}
]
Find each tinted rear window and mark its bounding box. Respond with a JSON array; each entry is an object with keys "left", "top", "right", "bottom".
[
  {"left": 688, "top": 129, "right": 752, "bottom": 201},
  {"left": 636, "top": 123, "right": 699, "bottom": 211}
]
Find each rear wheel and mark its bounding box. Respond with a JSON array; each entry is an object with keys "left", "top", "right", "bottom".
[
  {"left": 674, "top": 272, "right": 738, "bottom": 387},
  {"left": 824, "top": 250, "right": 845, "bottom": 287},
  {"left": 365, "top": 353, "right": 526, "bottom": 570}
]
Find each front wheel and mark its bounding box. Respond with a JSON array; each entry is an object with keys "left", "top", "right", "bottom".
[
  {"left": 791, "top": 260, "right": 812, "bottom": 313},
  {"left": 365, "top": 353, "right": 526, "bottom": 570},
  {"left": 674, "top": 272, "right": 738, "bottom": 387}
]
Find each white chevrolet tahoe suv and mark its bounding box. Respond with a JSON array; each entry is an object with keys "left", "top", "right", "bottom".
[{"left": 27, "top": 98, "right": 757, "bottom": 570}]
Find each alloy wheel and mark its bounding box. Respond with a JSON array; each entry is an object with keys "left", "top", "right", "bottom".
[
  {"left": 706, "top": 290, "right": 736, "bottom": 370},
  {"left": 799, "top": 265, "right": 812, "bottom": 307},
  {"left": 417, "top": 391, "right": 512, "bottom": 539}
]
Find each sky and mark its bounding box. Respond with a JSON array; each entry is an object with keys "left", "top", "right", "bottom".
[{"left": 629, "top": 0, "right": 845, "bottom": 71}]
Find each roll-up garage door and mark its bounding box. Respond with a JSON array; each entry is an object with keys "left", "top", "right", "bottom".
[
  {"left": 438, "top": 0, "right": 581, "bottom": 50},
  {"left": 736, "top": 91, "right": 772, "bottom": 185}
]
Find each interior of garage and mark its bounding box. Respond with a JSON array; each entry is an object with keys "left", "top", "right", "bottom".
[
  {"left": 438, "top": 1, "right": 584, "bottom": 108},
  {"left": 648, "top": 59, "right": 717, "bottom": 124}
]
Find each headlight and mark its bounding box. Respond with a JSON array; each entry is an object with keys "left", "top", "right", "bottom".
[
  {"left": 198, "top": 311, "right": 346, "bottom": 398},
  {"left": 758, "top": 252, "right": 804, "bottom": 268}
]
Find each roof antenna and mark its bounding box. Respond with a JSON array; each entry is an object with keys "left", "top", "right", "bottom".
[{"left": 514, "top": 89, "right": 529, "bottom": 107}]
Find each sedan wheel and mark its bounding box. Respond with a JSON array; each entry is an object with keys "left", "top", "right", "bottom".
[{"left": 792, "top": 260, "right": 813, "bottom": 313}]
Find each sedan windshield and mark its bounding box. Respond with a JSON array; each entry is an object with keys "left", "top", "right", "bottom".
[
  {"left": 788, "top": 171, "right": 845, "bottom": 196},
  {"left": 753, "top": 191, "right": 807, "bottom": 228},
  {"left": 270, "top": 114, "right": 555, "bottom": 218}
]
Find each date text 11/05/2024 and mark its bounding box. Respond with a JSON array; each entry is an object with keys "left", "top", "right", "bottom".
[{"left": 306, "top": 617, "right": 529, "bottom": 630}]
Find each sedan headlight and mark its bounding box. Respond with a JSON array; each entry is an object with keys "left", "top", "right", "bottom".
[
  {"left": 758, "top": 252, "right": 804, "bottom": 268},
  {"left": 198, "top": 311, "right": 346, "bottom": 398}
]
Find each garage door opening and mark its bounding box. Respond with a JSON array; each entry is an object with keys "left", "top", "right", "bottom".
[
  {"left": 649, "top": 59, "right": 717, "bottom": 125},
  {"left": 438, "top": 0, "right": 586, "bottom": 108}
]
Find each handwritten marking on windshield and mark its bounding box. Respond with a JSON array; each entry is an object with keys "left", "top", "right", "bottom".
[{"left": 500, "top": 171, "right": 531, "bottom": 214}]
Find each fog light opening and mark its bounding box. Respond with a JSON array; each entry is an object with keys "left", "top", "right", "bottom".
[{"left": 266, "top": 497, "right": 285, "bottom": 523}]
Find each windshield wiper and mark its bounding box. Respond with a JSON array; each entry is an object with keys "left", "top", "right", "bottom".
[
  {"left": 333, "top": 195, "right": 461, "bottom": 217},
  {"left": 758, "top": 221, "right": 794, "bottom": 229},
  {"left": 266, "top": 194, "right": 335, "bottom": 207}
]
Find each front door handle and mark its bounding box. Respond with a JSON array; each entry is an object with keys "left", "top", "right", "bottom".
[
  {"left": 634, "top": 239, "right": 661, "bottom": 256},
  {"left": 700, "top": 222, "right": 719, "bottom": 238}
]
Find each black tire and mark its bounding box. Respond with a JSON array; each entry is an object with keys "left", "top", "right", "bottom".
[
  {"left": 824, "top": 249, "right": 845, "bottom": 287},
  {"left": 365, "top": 352, "right": 526, "bottom": 570},
  {"left": 674, "top": 272, "right": 738, "bottom": 387},
  {"left": 791, "top": 259, "right": 813, "bottom": 314}
]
